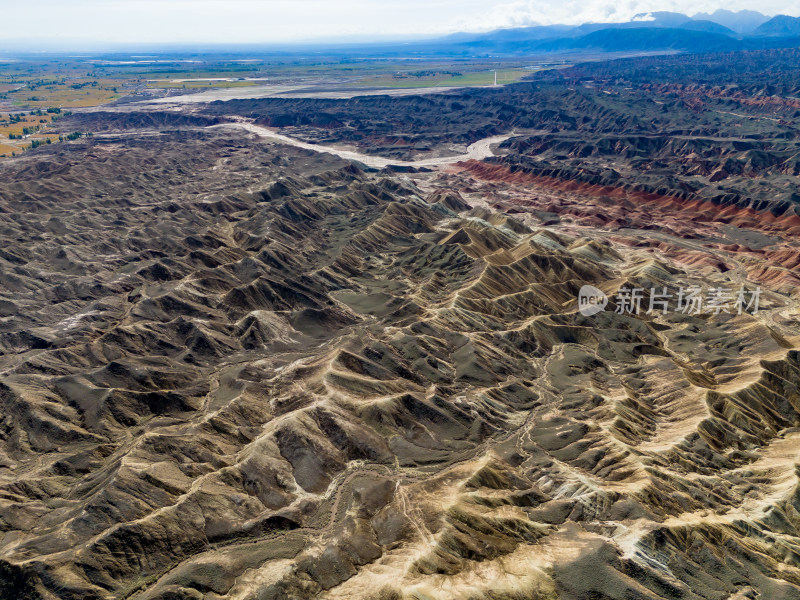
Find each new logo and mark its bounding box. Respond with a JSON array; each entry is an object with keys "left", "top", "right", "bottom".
[{"left": 578, "top": 285, "right": 608, "bottom": 316}]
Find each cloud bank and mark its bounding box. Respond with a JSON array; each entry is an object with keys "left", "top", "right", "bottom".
[{"left": 2, "top": 0, "right": 799, "bottom": 46}]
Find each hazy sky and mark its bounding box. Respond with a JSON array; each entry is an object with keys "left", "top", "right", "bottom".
[{"left": 3, "top": 0, "right": 800, "bottom": 46}]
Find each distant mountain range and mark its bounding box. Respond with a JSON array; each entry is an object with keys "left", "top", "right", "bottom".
[
  {"left": 754, "top": 14, "right": 800, "bottom": 36},
  {"left": 691, "top": 9, "right": 769, "bottom": 33},
  {"left": 427, "top": 11, "right": 800, "bottom": 56}
]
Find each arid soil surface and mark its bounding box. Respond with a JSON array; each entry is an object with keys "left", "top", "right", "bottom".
[{"left": 1, "top": 48, "right": 800, "bottom": 600}]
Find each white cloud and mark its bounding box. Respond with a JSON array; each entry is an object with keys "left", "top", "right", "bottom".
[
  {"left": 450, "top": 0, "right": 798, "bottom": 31},
  {"left": 1, "top": 0, "right": 799, "bottom": 45}
]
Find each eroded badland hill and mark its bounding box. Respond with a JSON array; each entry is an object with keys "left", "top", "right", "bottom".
[{"left": 1, "top": 49, "right": 800, "bottom": 600}]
